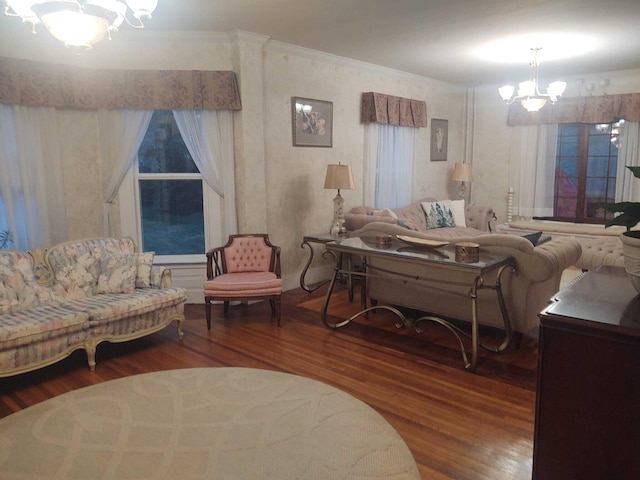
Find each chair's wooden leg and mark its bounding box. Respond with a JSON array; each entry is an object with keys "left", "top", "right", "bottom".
[
  {"left": 275, "top": 296, "right": 282, "bottom": 327},
  {"left": 205, "top": 299, "right": 212, "bottom": 330},
  {"left": 223, "top": 301, "right": 230, "bottom": 316}
]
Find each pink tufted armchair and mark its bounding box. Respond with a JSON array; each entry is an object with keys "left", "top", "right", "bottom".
[{"left": 204, "top": 234, "right": 282, "bottom": 329}]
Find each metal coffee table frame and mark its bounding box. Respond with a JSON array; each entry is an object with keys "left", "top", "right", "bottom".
[{"left": 320, "top": 237, "right": 515, "bottom": 372}]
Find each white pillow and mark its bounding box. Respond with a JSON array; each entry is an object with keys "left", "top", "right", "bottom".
[
  {"left": 450, "top": 199, "right": 466, "bottom": 227},
  {"left": 421, "top": 200, "right": 456, "bottom": 229},
  {"left": 372, "top": 208, "right": 398, "bottom": 219}
]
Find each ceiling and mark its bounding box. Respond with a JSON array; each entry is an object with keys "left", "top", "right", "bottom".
[
  {"left": 3, "top": 0, "right": 640, "bottom": 87},
  {"left": 145, "top": 0, "right": 640, "bottom": 86}
]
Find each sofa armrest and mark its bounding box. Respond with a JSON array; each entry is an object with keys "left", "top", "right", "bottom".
[
  {"left": 150, "top": 265, "right": 173, "bottom": 288},
  {"left": 465, "top": 204, "right": 495, "bottom": 232}
]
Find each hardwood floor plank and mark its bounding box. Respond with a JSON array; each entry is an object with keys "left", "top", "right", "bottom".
[{"left": 0, "top": 286, "right": 538, "bottom": 479}]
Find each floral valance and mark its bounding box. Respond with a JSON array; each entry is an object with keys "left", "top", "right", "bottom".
[
  {"left": 0, "top": 57, "right": 242, "bottom": 110},
  {"left": 361, "top": 92, "right": 427, "bottom": 127},
  {"left": 507, "top": 93, "right": 640, "bottom": 125}
]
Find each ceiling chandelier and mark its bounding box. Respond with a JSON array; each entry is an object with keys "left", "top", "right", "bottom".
[
  {"left": 3, "top": 0, "right": 158, "bottom": 50},
  {"left": 498, "top": 47, "right": 567, "bottom": 112}
]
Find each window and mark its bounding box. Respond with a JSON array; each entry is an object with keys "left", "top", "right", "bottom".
[{"left": 552, "top": 121, "right": 622, "bottom": 223}]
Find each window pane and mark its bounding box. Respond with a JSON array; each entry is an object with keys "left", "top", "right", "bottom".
[
  {"left": 138, "top": 110, "right": 199, "bottom": 174},
  {"left": 586, "top": 157, "right": 609, "bottom": 177},
  {"left": 139, "top": 180, "right": 205, "bottom": 255},
  {"left": 557, "top": 136, "right": 578, "bottom": 156},
  {"left": 559, "top": 124, "right": 579, "bottom": 136},
  {"left": 587, "top": 135, "right": 611, "bottom": 156},
  {"left": 586, "top": 177, "right": 607, "bottom": 197},
  {"left": 555, "top": 196, "right": 577, "bottom": 218}
]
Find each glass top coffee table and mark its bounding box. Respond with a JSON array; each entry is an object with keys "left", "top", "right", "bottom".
[{"left": 321, "top": 236, "right": 516, "bottom": 372}]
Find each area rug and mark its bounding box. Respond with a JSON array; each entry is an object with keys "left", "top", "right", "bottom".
[{"left": 0, "top": 368, "right": 420, "bottom": 479}]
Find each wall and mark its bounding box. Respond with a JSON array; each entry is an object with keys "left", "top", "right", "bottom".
[{"left": 0, "top": 27, "right": 469, "bottom": 299}]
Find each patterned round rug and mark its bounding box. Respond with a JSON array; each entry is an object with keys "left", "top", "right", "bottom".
[{"left": 0, "top": 367, "right": 420, "bottom": 479}]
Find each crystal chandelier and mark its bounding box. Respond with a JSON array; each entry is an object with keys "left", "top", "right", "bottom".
[
  {"left": 498, "top": 47, "right": 567, "bottom": 112},
  {"left": 4, "top": 0, "right": 158, "bottom": 49}
]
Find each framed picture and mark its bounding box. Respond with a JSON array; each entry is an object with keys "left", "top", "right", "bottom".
[
  {"left": 430, "top": 118, "right": 448, "bottom": 161},
  {"left": 292, "top": 97, "right": 333, "bottom": 147}
]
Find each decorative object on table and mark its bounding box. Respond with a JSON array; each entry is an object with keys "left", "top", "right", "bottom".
[
  {"left": 455, "top": 242, "right": 480, "bottom": 263},
  {"left": 375, "top": 234, "right": 393, "bottom": 247},
  {"left": 603, "top": 165, "right": 640, "bottom": 293},
  {"left": 498, "top": 47, "right": 567, "bottom": 112},
  {"left": 3, "top": 0, "right": 158, "bottom": 49},
  {"left": 451, "top": 163, "right": 472, "bottom": 200},
  {"left": 430, "top": 118, "right": 448, "bottom": 161},
  {"left": 324, "top": 163, "right": 355, "bottom": 234},
  {"left": 292, "top": 97, "right": 333, "bottom": 147},
  {"left": 396, "top": 235, "right": 448, "bottom": 249}
]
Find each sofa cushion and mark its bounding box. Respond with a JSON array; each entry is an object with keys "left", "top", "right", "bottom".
[
  {"left": 421, "top": 200, "right": 456, "bottom": 229},
  {"left": 97, "top": 254, "right": 138, "bottom": 294},
  {"left": 62, "top": 287, "right": 187, "bottom": 325},
  {"left": 450, "top": 199, "right": 467, "bottom": 227},
  {"left": 0, "top": 252, "right": 58, "bottom": 315},
  {"left": 135, "top": 252, "right": 155, "bottom": 288},
  {"left": 0, "top": 303, "right": 89, "bottom": 349}
]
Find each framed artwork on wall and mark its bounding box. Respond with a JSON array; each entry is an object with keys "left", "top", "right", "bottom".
[
  {"left": 292, "top": 97, "right": 333, "bottom": 147},
  {"left": 430, "top": 118, "right": 448, "bottom": 161}
]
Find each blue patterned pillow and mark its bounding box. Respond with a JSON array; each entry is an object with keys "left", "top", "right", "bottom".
[{"left": 421, "top": 201, "right": 456, "bottom": 229}]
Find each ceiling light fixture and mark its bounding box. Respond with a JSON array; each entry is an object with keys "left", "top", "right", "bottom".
[
  {"left": 3, "top": 0, "right": 158, "bottom": 49},
  {"left": 498, "top": 47, "right": 567, "bottom": 112}
]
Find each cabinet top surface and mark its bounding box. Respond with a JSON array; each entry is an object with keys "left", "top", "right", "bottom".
[{"left": 541, "top": 267, "right": 640, "bottom": 334}]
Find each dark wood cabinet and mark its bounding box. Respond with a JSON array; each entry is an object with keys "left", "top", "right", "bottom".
[{"left": 533, "top": 268, "right": 640, "bottom": 480}]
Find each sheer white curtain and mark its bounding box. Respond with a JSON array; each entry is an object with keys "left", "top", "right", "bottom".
[
  {"left": 173, "top": 110, "right": 237, "bottom": 237},
  {"left": 0, "top": 104, "right": 67, "bottom": 249},
  {"left": 98, "top": 109, "right": 153, "bottom": 236},
  {"left": 509, "top": 124, "right": 558, "bottom": 218},
  {"left": 363, "top": 123, "right": 416, "bottom": 208},
  {"left": 615, "top": 121, "right": 640, "bottom": 203}
]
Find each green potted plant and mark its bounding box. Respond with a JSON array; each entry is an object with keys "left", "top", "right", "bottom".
[{"left": 603, "top": 166, "right": 640, "bottom": 293}]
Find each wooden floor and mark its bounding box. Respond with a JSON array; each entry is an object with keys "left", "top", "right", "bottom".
[{"left": 0, "top": 286, "right": 540, "bottom": 480}]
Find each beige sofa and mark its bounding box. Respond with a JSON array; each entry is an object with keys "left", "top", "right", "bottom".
[
  {"left": 0, "top": 237, "right": 187, "bottom": 377},
  {"left": 344, "top": 197, "right": 496, "bottom": 236},
  {"left": 348, "top": 221, "right": 582, "bottom": 335}
]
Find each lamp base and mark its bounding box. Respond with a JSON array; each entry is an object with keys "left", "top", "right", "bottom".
[{"left": 330, "top": 191, "right": 347, "bottom": 234}]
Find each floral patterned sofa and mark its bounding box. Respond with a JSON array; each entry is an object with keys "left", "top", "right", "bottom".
[{"left": 0, "top": 237, "right": 187, "bottom": 377}]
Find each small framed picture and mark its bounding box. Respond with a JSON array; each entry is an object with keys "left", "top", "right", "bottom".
[
  {"left": 292, "top": 97, "right": 333, "bottom": 147},
  {"left": 430, "top": 118, "right": 448, "bottom": 161}
]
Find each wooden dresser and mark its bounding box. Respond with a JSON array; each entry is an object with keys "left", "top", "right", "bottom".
[{"left": 533, "top": 267, "right": 640, "bottom": 480}]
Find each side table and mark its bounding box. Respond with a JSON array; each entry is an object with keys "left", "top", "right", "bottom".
[{"left": 299, "top": 233, "right": 344, "bottom": 293}]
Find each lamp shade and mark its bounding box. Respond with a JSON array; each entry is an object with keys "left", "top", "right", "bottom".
[
  {"left": 451, "top": 163, "right": 472, "bottom": 183},
  {"left": 324, "top": 164, "right": 355, "bottom": 190}
]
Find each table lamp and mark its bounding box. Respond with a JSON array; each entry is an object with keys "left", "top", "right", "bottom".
[
  {"left": 324, "top": 163, "right": 355, "bottom": 234},
  {"left": 452, "top": 163, "right": 472, "bottom": 200}
]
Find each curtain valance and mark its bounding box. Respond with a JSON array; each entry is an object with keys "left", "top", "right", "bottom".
[
  {"left": 361, "top": 92, "right": 427, "bottom": 127},
  {"left": 507, "top": 93, "right": 640, "bottom": 125},
  {"left": 0, "top": 57, "right": 242, "bottom": 111}
]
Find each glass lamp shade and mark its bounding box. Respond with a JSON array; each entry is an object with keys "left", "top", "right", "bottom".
[
  {"left": 520, "top": 97, "right": 547, "bottom": 112},
  {"left": 498, "top": 85, "right": 515, "bottom": 102},
  {"left": 41, "top": 10, "right": 110, "bottom": 48},
  {"left": 547, "top": 81, "right": 567, "bottom": 99}
]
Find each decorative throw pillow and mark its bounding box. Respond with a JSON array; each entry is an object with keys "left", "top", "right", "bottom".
[
  {"left": 421, "top": 201, "right": 456, "bottom": 229},
  {"left": 97, "top": 254, "right": 137, "bottom": 294},
  {"left": 0, "top": 252, "right": 57, "bottom": 314},
  {"left": 522, "top": 231, "right": 543, "bottom": 246},
  {"left": 135, "top": 252, "right": 155, "bottom": 288},
  {"left": 373, "top": 208, "right": 398, "bottom": 219},
  {"left": 450, "top": 199, "right": 467, "bottom": 227}
]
